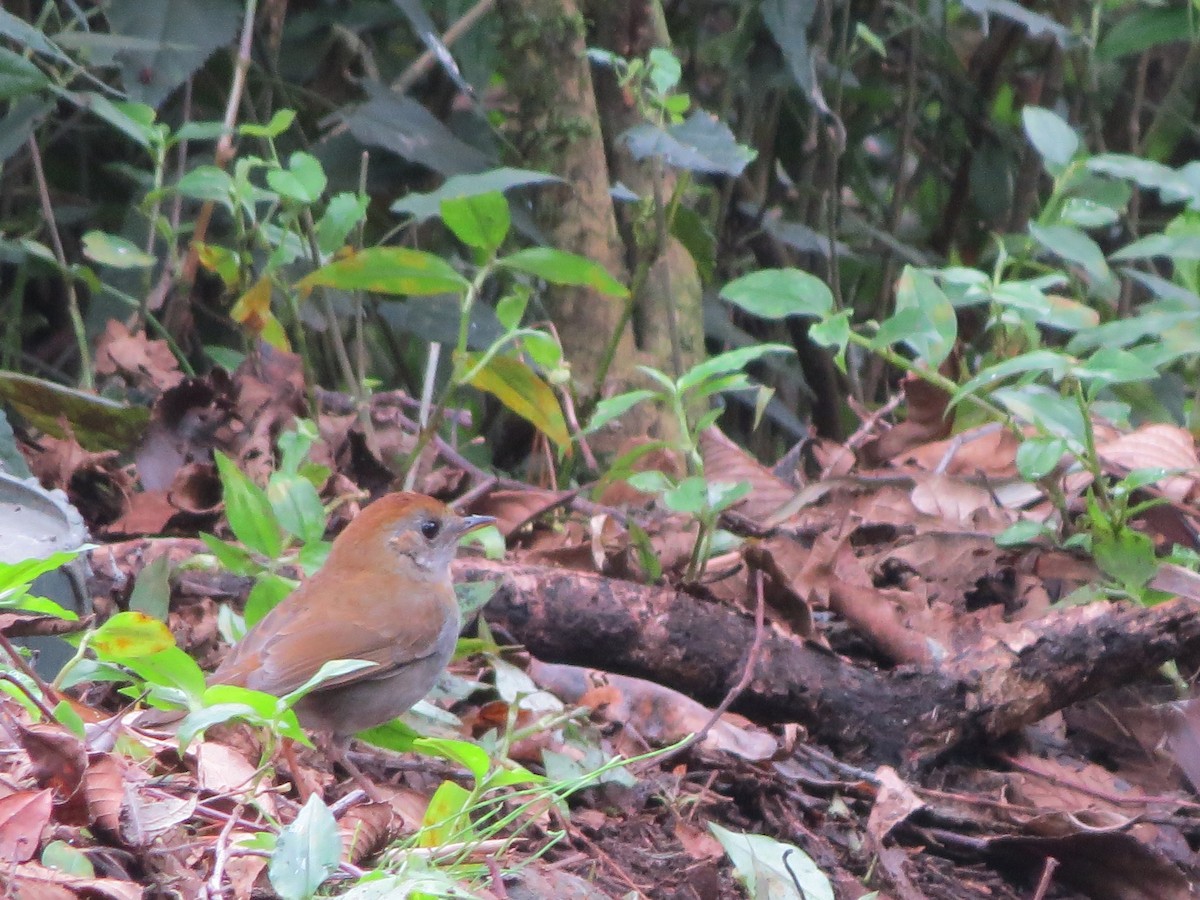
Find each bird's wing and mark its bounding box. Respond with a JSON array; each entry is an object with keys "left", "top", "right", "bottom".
[{"left": 211, "top": 568, "right": 450, "bottom": 698}]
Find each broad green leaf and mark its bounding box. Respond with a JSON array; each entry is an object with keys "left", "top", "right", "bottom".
[
  {"left": 463, "top": 354, "right": 570, "bottom": 452},
  {"left": 950, "top": 350, "right": 1074, "bottom": 409},
  {"left": 1098, "top": 7, "right": 1191, "bottom": 60},
  {"left": 622, "top": 111, "right": 756, "bottom": 176},
  {"left": 243, "top": 574, "right": 295, "bottom": 628},
  {"left": 41, "top": 840, "right": 94, "bottom": 877},
  {"left": 0, "top": 551, "right": 82, "bottom": 597},
  {"left": 0, "top": 371, "right": 149, "bottom": 451},
  {"left": 1029, "top": 223, "right": 1111, "bottom": 282},
  {"left": 440, "top": 191, "right": 510, "bottom": 254},
  {"left": 82, "top": 230, "right": 155, "bottom": 270},
  {"left": 198, "top": 533, "right": 255, "bottom": 576},
  {"left": 91, "top": 611, "right": 175, "bottom": 660},
  {"left": 296, "top": 246, "right": 468, "bottom": 297},
  {"left": 356, "top": 718, "right": 421, "bottom": 753},
  {"left": 175, "top": 165, "right": 235, "bottom": 206},
  {"left": 1075, "top": 347, "right": 1158, "bottom": 385},
  {"left": 240, "top": 108, "right": 296, "bottom": 139},
  {"left": 996, "top": 519, "right": 1052, "bottom": 547},
  {"left": 809, "top": 309, "right": 851, "bottom": 355},
  {"left": 495, "top": 290, "right": 530, "bottom": 330},
  {"left": 267, "top": 472, "right": 327, "bottom": 545},
  {"left": 499, "top": 248, "right": 628, "bottom": 298},
  {"left": 390, "top": 166, "right": 561, "bottom": 222},
  {"left": 414, "top": 737, "right": 491, "bottom": 783},
  {"left": 420, "top": 780, "right": 474, "bottom": 847},
  {"left": 316, "top": 192, "right": 368, "bottom": 255},
  {"left": 267, "top": 152, "right": 326, "bottom": 204},
  {"left": 1093, "top": 527, "right": 1158, "bottom": 593},
  {"left": 1015, "top": 437, "right": 1067, "bottom": 480},
  {"left": 0, "top": 47, "right": 49, "bottom": 100},
  {"left": 121, "top": 645, "right": 206, "bottom": 700},
  {"left": 214, "top": 450, "right": 283, "bottom": 559},
  {"left": 269, "top": 795, "right": 341, "bottom": 900},
  {"left": 586, "top": 390, "right": 658, "bottom": 433},
  {"left": 626, "top": 470, "right": 676, "bottom": 495},
  {"left": 663, "top": 476, "right": 708, "bottom": 514},
  {"left": 720, "top": 268, "right": 833, "bottom": 319},
  {"left": 676, "top": 343, "right": 794, "bottom": 393},
  {"left": 282, "top": 659, "right": 378, "bottom": 706},
  {"left": 127, "top": 554, "right": 171, "bottom": 622},
  {"left": 710, "top": 822, "right": 834, "bottom": 900},
  {"left": 73, "top": 93, "right": 156, "bottom": 148},
  {"left": 1022, "top": 107, "right": 1078, "bottom": 171},
  {"left": 891, "top": 266, "right": 956, "bottom": 367},
  {"left": 992, "top": 386, "right": 1087, "bottom": 447},
  {"left": 1111, "top": 232, "right": 1200, "bottom": 261}
]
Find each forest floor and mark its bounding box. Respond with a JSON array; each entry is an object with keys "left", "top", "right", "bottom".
[{"left": 3, "top": 332, "right": 1200, "bottom": 899}]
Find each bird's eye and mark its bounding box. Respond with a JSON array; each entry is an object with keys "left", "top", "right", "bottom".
[{"left": 420, "top": 519, "right": 441, "bottom": 540}]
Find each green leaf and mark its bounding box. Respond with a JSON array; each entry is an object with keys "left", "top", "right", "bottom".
[
  {"left": 175, "top": 166, "right": 235, "bottom": 206},
  {"left": 121, "top": 646, "right": 206, "bottom": 701},
  {"left": 390, "top": 166, "right": 561, "bottom": 222},
  {"left": 267, "top": 472, "right": 327, "bottom": 545},
  {"left": 269, "top": 795, "right": 342, "bottom": 900},
  {"left": 676, "top": 343, "right": 794, "bottom": 394},
  {"left": 267, "top": 152, "right": 326, "bottom": 204},
  {"left": 91, "top": 611, "right": 175, "bottom": 660},
  {"left": 1098, "top": 8, "right": 1192, "bottom": 61},
  {"left": 214, "top": 451, "right": 283, "bottom": 559},
  {"left": 663, "top": 476, "right": 708, "bottom": 514},
  {"left": 127, "top": 554, "right": 171, "bottom": 622},
  {"left": 1022, "top": 106, "right": 1079, "bottom": 171},
  {"left": 892, "top": 266, "right": 956, "bottom": 367},
  {"left": 950, "top": 350, "right": 1074, "bottom": 409},
  {"left": 81, "top": 231, "right": 156, "bottom": 269},
  {"left": 282, "top": 659, "right": 379, "bottom": 706},
  {"left": 1111, "top": 232, "right": 1200, "bottom": 261},
  {"left": 993, "top": 386, "right": 1087, "bottom": 447},
  {"left": 199, "top": 533, "right": 256, "bottom": 576},
  {"left": 1015, "top": 437, "right": 1066, "bottom": 481},
  {"left": 1075, "top": 347, "right": 1159, "bottom": 386},
  {"left": 499, "top": 248, "right": 628, "bottom": 298},
  {"left": 494, "top": 290, "right": 529, "bottom": 330},
  {"left": 316, "top": 192, "right": 369, "bottom": 255},
  {"left": 240, "top": 109, "right": 296, "bottom": 139},
  {"left": 626, "top": 470, "right": 676, "bottom": 495},
  {"left": 0, "top": 371, "right": 150, "bottom": 452},
  {"left": 296, "top": 247, "right": 468, "bottom": 297},
  {"left": 414, "top": 737, "right": 491, "bottom": 784},
  {"left": 623, "top": 111, "right": 756, "bottom": 176},
  {"left": 0, "top": 47, "right": 50, "bottom": 100},
  {"left": 710, "top": 822, "right": 834, "bottom": 900},
  {"left": 243, "top": 574, "right": 296, "bottom": 628},
  {"left": 1029, "top": 223, "right": 1111, "bottom": 282},
  {"left": 463, "top": 354, "right": 571, "bottom": 452},
  {"left": 440, "top": 191, "right": 510, "bottom": 254},
  {"left": 1093, "top": 527, "right": 1158, "bottom": 593},
  {"left": 421, "top": 780, "right": 474, "bottom": 846},
  {"left": 720, "top": 268, "right": 833, "bottom": 319},
  {"left": 0, "top": 550, "right": 82, "bottom": 597},
  {"left": 586, "top": 390, "right": 658, "bottom": 433},
  {"left": 356, "top": 718, "right": 421, "bottom": 752},
  {"left": 41, "top": 840, "right": 94, "bottom": 877}
]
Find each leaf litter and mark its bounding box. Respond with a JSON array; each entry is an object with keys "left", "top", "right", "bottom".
[{"left": 2, "top": 346, "right": 1200, "bottom": 898}]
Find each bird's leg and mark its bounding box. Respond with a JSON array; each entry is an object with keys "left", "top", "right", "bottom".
[
  {"left": 280, "top": 737, "right": 323, "bottom": 803},
  {"left": 320, "top": 735, "right": 385, "bottom": 802}
]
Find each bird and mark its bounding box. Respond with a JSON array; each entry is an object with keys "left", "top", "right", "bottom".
[{"left": 210, "top": 491, "right": 494, "bottom": 793}]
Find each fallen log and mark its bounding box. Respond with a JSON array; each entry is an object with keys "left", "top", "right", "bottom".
[{"left": 457, "top": 558, "right": 1200, "bottom": 769}]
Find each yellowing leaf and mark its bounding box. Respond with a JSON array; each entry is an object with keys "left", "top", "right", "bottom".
[
  {"left": 91, "top": 611, "right": 175, "bottom": 660},
  {"left": 464, "top": 354, "right": 571, "bottom": 453},
  {"left": 230, "top": 277, "right": 290, "bottom": 351},
  {"left": 295, "top": 247, "right": 468, "bottom": 297}
]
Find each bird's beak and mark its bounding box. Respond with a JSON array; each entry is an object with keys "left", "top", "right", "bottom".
[{"left": 456, "top": 514, "right": 496, "bottom": 535}]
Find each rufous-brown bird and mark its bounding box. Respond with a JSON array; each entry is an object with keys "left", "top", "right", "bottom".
[{"left": 210, "top": 492, "right": 493, "bottom": 787}]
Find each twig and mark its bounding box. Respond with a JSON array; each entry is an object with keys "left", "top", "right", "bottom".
[
  {"left": 1031, "top": 856, "right": 1059, "bottom": 900},
  {"left": 638, "top": 568, "right": 767, "bottom": 770},
  {"left": 26, "top": 135, "right": 91, "bottom": 388},
  {"left": 391, "top": 0, "right": 496, "bottom": 95},
  {"left": 206, "top": 798, "right": 245, "bottom": 899},
  {"left": 0, "top": 633, "right": 60, "bottom": 707}
]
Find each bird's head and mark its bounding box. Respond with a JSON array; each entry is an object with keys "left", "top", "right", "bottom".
[{"left": 330, "top": 492, "right": 494, "bottom": 579}]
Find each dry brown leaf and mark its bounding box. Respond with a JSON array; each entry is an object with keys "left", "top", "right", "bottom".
[
  {"left": 866, "top": 766, "right": 925, "bottom": 846},
  {"left": 0, "top": 788, "right": 52, "bottom": 863},
  {"left": 95, "top": 319, "right": 184, "bottom": 394},
  {"left": 83, "top": 753, "right": 127, "bottom": 836},
  {"left": 698, "top": 426, "right": 796, "bottom": 522},
  {"left": 193, "top": 741, "right": 276, "bottom": 816},
  {"left": 466, "top": 487, "right": 573, "bottom": 538},
  {"left": 338, "top": 800, "right": 396, "bottom": 864},
  {"left": 6, "top": 861, "right": 143, "bottom": 900},
  {"left": 1098, "top": 423, "right": 1200, "bottom": 502}
]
